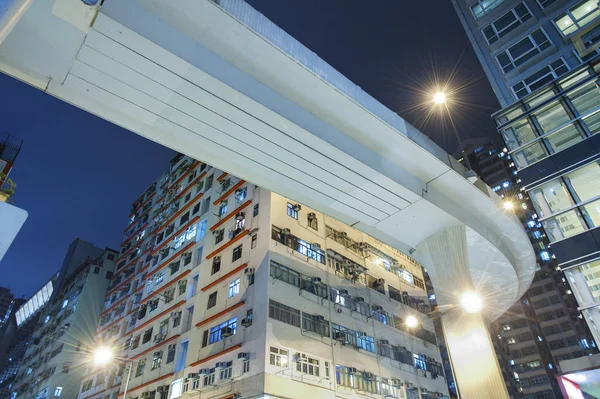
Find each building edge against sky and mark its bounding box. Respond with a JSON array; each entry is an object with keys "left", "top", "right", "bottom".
[
  {"left": 0, "top": 0, "right": 539, "bottom": 397},
  {"left": 450, "top": 0, "right": 600, "bottom": 397}
]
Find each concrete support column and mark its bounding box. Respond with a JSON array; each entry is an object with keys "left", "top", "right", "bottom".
[{"left": 419, "top": 226, "right": 509, "bottom": 399}]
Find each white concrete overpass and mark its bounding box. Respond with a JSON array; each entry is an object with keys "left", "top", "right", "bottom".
[{"left": 0, "top": 1, "right": 536, "bottom": 397}]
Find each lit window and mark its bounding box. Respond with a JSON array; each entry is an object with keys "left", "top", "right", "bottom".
[
  {"left": 228, "top": 279, "right": 240, "bottom": 298},
  {"left": 53, "top": 387, "right": 62, "bottom": 397},
  {"left": 554, "top": 0, "right": 600, "bottom": 36},
  {"left": 470, "top": 0, "right": 506, "bottom": 19},
  {"left": 269, "top": 346, "right": 289, "bottom": 367},
  {"left": 61, "top": 300, "right": 68, "bottom": 309},
  {"left": 540, "top": 251, "right": 550, "bottom": 261},
  {"left": 287, "top": 203, "right": 299, "bottom": 220}
]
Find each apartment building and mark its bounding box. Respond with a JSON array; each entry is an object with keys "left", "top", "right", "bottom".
[
  {"left": 451, "top": 0, "right": 600, "bottom": 397},
  {"left": 458, "top": 139, "right": 597, "bottom": 398},
  {"left": 76, "top": 154, "right": 448, "bottom": 399},
  {"left": 10, "top": 249, "right": 117, "bottom": 399}
]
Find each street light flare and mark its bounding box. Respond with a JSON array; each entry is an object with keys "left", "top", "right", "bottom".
[
  {"left": 503, "top": 201, "right": 514, "bottom": 211},
  {"left": 93, "top": 346, "right": 114, "bottom": 366},
  {"left": 433, "top": 91, "right": 447, "bottom": 104},
  {"left": 460, "top": 291, "right": 483, "bottom": 313},
  {"left": 405, "top": 315, "right": 419, "bottom": 328}
]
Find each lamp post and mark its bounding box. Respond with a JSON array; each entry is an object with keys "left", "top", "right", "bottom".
[{"left": 93, "top": 346, "right": 133, "bottom": 397}]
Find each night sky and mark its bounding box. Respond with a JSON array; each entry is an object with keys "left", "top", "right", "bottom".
[{"left": 0, "top": 0, "right": 501, "bottom": 298}]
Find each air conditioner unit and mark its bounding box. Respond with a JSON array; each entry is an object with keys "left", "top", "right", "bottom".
[
  {"left": 339, "top": 231, "right": 348, "bottom": 238},
  {"left": 141, "top": 392, "right": 151, "bottom": 399},
  {"left": 237, "top": 352, "right": 249, "bottom": 360},
  {"left": 281, "top": 228, "right": 291, "bottom": 235},
  {"left": 241, "top": 318, "right": 252, "bottom": 327},
  {"left": 235, "top": 188, "right": 244, "bottom": 195},
  {"left": 338, "top": 289, "right": 349, "bottom": 296},
  {"left": 212, "top": 230, "right": 221, "bottom": 236},
  {"left": 390, "top": 378, "right": 403, "bottom": 387},
  {"left": 293, "top": 353, "right": 302, "bottom": 362},
  {"left": 347, "top": 367, "right": 357, "bottom": 374},
  {"left": 186, "top": 373, "right": 198, "bottom": 379},
  {"left": 308, "top": 212, "right": 316, "bottom": 219},
  {"left": 244, "top": 268, "right": 255, "bottom": 275},
  {"left": 353, "top": 296, "right": 364, "bottom": 303},
  {"left": 215, "top": 362, "right": 227, "bottom": 368},
  {"left": 153, "top": 333, "right": 166, "bottom": 343},
  {"left": 435, "top": 393, "right": 444, "bottom": 398},
  {"left": 379, "top": 339, "right": 390, "bottom": 346},
  {"left": 333, "top": 332, "right": 346, "bottom": 341},
  {"left": 292, "top": 204, "right": 302, "bottom": 212},
  {"left": 311, "top": 242, "right": 321, "bottom": 250},
  {"left": 235, "top": 212, "right": 245, "bottom": 221},
  {"left": 314, "top": 315, "right": 325, "bottom": 321},
  {"left": 170, "top": 312, "right": 179, "bottom": 319},
  {"left": 221, "top": 327, "right": 233, "bottom": 338},
  {"left": 376, "top": 278, "right": 385, "bottom": 285},
  {"left": 311, "top": 277, "right": 322, "bottom": 284},
  {"left": 372, "top": 305, "right": 383, "bottom": 312},
  {"left": 198, "top": 369, "right": 209, "bottom": 375}
]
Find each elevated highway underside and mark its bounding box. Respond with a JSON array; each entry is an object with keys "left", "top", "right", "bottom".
[{"left": 0, "top": 1, "right": 536, "bottom": 396}]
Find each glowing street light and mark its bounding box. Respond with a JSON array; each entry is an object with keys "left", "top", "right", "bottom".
[
  {"left": 92, "top": 346, "right": 133, "bottom": 396},
  {"left": 433, "top": 92, "right": 447, "bottom": 105},
  {"left": 405, "top": 315, "right": 419, "bottom": 328},
  {"left": 460, "top": 291, "right": 483, "bottom": 313},
  {"left": 93, "top": 346, "right": 114, "bottom": 366},
  {"left": 503, "top": 201, "right": 515, "bottom": 211}
]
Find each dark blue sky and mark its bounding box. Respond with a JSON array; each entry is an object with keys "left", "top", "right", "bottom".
[{"left": 1, "top": 0, "right": 500, "bottom": 298}]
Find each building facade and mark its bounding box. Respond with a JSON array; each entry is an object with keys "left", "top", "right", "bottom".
[
  {"left": 73, "top": 154, "right": 449, "bottom": 399},
  {"left": 0, "top": 287, "right": 15, "bottom": 321},
  {"left": 10, "top": 249, "right": 117, "bottom": 399},
  {"left": 459, "top": 139, "right": 597, "bottom": 399},
  {"left": 451, "top": 1, "right": 600, "bottom": 397}
]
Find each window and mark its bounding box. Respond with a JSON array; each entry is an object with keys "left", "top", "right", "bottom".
[
  {"left": 219, "top": 361, "right": 233, "bottom": 380},
  {"left": 184, "top": 192, "right": 192, "bottom": 203},
  {"left": 215, "top": 229, "right": 224, "bottom": 245},
  {"left": 482, "top": 4, "right": 532, "bottom": 45},
  {"left": 287, "top": 202, "right": 299, "bottom": 219},
  {"left": 236, "top": 187, "right": 247, "bottom": 202},
  {"left": 208, "top": 317, "right": 237, "bottom": 344},
  {"left": 537, "top": 0, "right": 557, "bottom": 8},
  {"left": 155, "top": 271, "right": 165, "bottom": 285},
  {"left": 251, "top": 234, "right": 257, "bottom": 249},
  {"left": 302, "top": 312, "right": 330, "bottom": 337},
  {"left": 512, "top": 58, "right": 569, "bottom": 99},
  {"left": 200, "top": 196, "right": 211, "bottom": 215},
  {"left": 471, "top": 0, "right": 506, "bottom": 19},
  {"left": 167, "top": 344, "right": 176, "bottom": 363},
  {"left": 219, "top": 202, "right": 228, "bottom": 217},
  {"left": 496, "top": 29, "right": 551, "bottom": 73},
  {"left": 243, "top": 359, "right": 250, "bottom": 373},
  {"left": 296, "top": 353, "right": 320, "bottom": 376},
  {"left": 192, "top": 202, "right": 201, "bottom": 215},
  {"left": 203, "top": 369, "right": 215, "bottom": 386},
  {"left": 81, "top": 380, "right": 93, "bottom": 392},
  {"left": 149, "top": 299, "right": 159, "bottom": 313},
  {"left": 173, "top": 311, "right": 182, "bottom": 327},
  {"left": 270, "top": 346, "right": 289, "bottom": 367},
  {"left": 253, "top": 203, "right": 259, "bottom": 217},
  {"left": 269, "top": 300, "right": 301, "bottom": 327},
  {"left": 152, "top": 351, "right": 163, "bottom": 369},
  {"left": 142, "top": 327, "right": 153, "bottom": 344},
  {"left": 206, "top": 174, "right": 214, "bottom": 190},
  {"left": 413, "top": 353, "right": 427, "bottom": 370},
  {"left": 136, "top": 359, "right": 146, "bottom": 377},
  {"left": 207, "top": 292, "right": 217, "bottom": 309},
  {"left": 308, "top": 213, "right": 318, "bottom": 230},
  {"left": 357, "top": 333, "right": 376, "bottom": 353},
  {"left": 212, "top": 256, "right": 221, "bottom": 274},
  {"left": 232, "top": 245, "right": 243, "bottom": 262},
  {"left": 228, "top": 278, "right": 241, "bottom": 297},
  {"left": 180, "top": 211, "right": 190, "bottom": 225},
  {"left": 554, "top": 0, "right": 600, "bottom": 36},
  {"left": 53, "top": 387, "right": 62, "bottom": 397},
  {"left": 61, "top": 362, "right": 71, "bottom": 374}
]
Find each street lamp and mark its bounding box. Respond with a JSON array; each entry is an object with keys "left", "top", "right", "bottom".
[
  {"left": 460, "top": 291, "right": 483, "bottom": 313},
  {"left": 91, "top": 346, "right": 133, "bottom": 397},
  {"left": 433, "top": 91, "right": 447, "bottom": 104},
  {"left": 503, "top": 200, "right": 514, "bottom": 211},
  {"left": 405, "top": 315, "right": 419, "bottom": 328}
]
